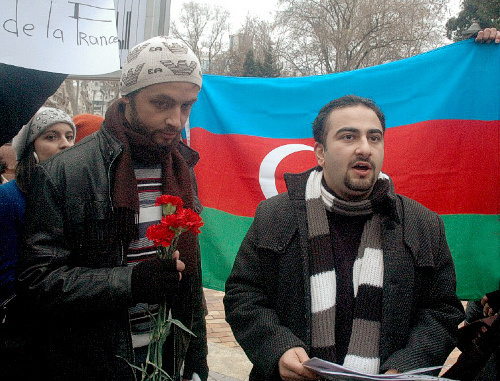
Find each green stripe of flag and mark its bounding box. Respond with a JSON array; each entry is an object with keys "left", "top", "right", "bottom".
[
  {"left": 199, "top": 208, "right": 253, "bottom": 292},
  {"left": 200, "top": 207, "right": 499, "bottom": 300},
  {"left": 442, "top": 214, "right": 500, "bottom": 300}
]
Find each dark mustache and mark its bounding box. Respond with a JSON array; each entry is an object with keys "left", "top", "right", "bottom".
[{"left": 349, "top": 157, "right": 376, "bottom": 169}]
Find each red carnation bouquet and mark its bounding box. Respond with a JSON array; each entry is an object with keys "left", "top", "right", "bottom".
[
  {"left": 135, "top": 195, "right": 203, "bottom": 380},
  {"left": 146, "top": 195, "right": 203, "bottom": 259}
]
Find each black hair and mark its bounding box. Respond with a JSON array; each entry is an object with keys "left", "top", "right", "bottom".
[
  {"left": 15, "top": 144, "right": 38, "bottom": 194},
  {"left": 312, "top": 95, "right": 386, "bottom": 144}
]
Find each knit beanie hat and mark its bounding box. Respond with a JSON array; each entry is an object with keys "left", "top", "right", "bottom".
[
  {"left": 120, "top": 36, "right": 203, "bottom": 96},
  {"left": 12, "top": 107, "right": 76, "bottom": 160},
  {"left": 73, "top": 113, "right": 104, "bottom": 143}
]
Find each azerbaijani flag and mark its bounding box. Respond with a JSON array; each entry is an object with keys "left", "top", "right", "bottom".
[{"left": 189, "top": 39, "right": 500, "bottom": 300}]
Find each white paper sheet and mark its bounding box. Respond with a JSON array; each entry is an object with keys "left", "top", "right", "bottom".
[
  {"left": 1, "top": 0, "right": 120, "bottom": 75},
  {"left": 303, "top": 357, "right": 454, "bottom": 381}
]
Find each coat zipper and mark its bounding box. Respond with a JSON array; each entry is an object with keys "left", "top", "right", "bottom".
[{"left": 107, "top": 145, "right": 126, "bottom": 265}]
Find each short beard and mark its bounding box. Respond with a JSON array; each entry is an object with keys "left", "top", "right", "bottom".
[
  {"left": 127, "top": 96, "right": 149, "bottom": 136},
  {"left": 343, "top": 158, "right": 378, "bottom": 196},
  {"left": 344, "top": 174, "right": 376, "bottom": 193}
]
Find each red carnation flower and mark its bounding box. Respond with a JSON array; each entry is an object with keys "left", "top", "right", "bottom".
[
  {"left": 155, "top": 195, "right": 184, "bottom": 216},
  {"left": 155, "top": 195, "right": 183, "bottom": 208},
  {"left": 161, "top": 211, "right": 187, "bottom": 232},
  {"left": 180, "top": 208, "right": 204, "bottom": 234},
  {"left": 146, "top": 223, "right": 175, "bottom": 247}
]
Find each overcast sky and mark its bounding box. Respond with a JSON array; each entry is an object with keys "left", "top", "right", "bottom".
[
  {"left": 170, "top": 0, "right": 278, "bottom": 31},
  {"left": 170, "top": 0, "right": 462, "bottom": 34}
]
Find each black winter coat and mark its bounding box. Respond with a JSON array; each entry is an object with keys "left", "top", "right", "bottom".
[
  {"left": 15, "top": 127, "right": 208, "bottom": 381},
  {"left": 224, "top": 168, "right": 464, "bottom": 381}
]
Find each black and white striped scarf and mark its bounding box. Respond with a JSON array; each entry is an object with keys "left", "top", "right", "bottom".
[{"left": 306, "top": 168, "right": 393, "bottom": 374}]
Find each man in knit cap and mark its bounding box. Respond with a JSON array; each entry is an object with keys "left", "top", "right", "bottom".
[
  {"left": 224, "top": 95, "right": 465, "bottom": 380},
  {"left": 15, "top": 36, "right": 207, "bottom": 381}
]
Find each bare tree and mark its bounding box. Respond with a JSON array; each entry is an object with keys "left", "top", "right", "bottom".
[
  {"left": 64, "top": 81, "right": 79, "bottom": 116},
  {"left": 44, "top": 80, "right": 72, "bottom": 115},
  {"left": 171, "top": 1, "right": 209, "bottom": 57},
  {"left": 222, "top": 16, "right": 259, "bottom": 75},
  {"left": 45, "top": 79, "right": 120, "bottom": 116},
  {"left": 275, "top": 0, "right": 449, "bottom": 75},
  {"left": 45, "top": 80, "right": 90, "bottom": 116},
  {"left": 171, "top": 1, "right": 230, "bottom": 74},
  {"left": 79, "top": 81, "right": 93, "bottom": 115},
  {"left": 221, "top": 15, "right": 281, "bottom": 76},
  {"left": 204, "top": 5, "right": 230, "bottom": 73},
  {"left": 101, "top": 81, "right": 120, "bottom": 111}
]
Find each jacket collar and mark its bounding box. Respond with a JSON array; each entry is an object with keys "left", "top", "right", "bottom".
[{"left": 177, "top": 140, "right": 199, "bottom": 168}]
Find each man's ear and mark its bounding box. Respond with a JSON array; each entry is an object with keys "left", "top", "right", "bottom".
[
  {"left": 122, "top": 95, "right": 131, "bottom": 104},
  {"left": 314, "top": 142, "right": 325, "bottom": 167}
]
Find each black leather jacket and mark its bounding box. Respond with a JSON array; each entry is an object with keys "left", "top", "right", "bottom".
[{"left": 15, "top": 127, "right": 208, "bottom": 380}]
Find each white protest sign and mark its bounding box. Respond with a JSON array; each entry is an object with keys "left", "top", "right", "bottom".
[{"left": 1, "top": 0, "right": 120, "bottom": 75}]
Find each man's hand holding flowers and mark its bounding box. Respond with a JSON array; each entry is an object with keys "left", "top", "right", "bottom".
[
  {"left": 129, "top": 195, "right": 203, "bottom": 380},
  {"left": 131, "top": 250, "right": 185, "bottom": 305},
  {"left": 131, "top": 195, "right": 202, "bottom": 308}
]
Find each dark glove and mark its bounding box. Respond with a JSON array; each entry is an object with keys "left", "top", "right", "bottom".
[{"left": 131, "top": 257, "right": 180, "bottom": 305}]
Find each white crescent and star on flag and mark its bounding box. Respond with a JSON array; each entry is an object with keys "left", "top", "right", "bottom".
[{"left": 259, "top": 144, "right": 314, "bottom": 198}]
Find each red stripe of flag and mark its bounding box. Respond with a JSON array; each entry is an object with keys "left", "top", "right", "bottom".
[
  {"left": 191, "top": 130, "right": 315, "bottom": 217},
  {"left": 384, "top": 120, "right": 499, "bottom": 215},
  {"left": 191, "top": 120, "right": 499, "bottom": 217}
]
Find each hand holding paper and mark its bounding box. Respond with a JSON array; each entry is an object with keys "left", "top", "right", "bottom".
[
  {"left": 303, "top": 357, "right": 455, "bottom": 381},
  {"left": 279, "top": 348, "right": 319, "bottom": 381}
]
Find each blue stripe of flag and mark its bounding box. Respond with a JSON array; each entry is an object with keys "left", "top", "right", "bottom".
[{"left": 190, "top": 40, "right": 500, "bottom": 139}]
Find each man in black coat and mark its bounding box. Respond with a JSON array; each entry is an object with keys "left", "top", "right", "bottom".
[
  {"left": 15, "top": 36, "right": 208, "bottom": 381},
  {"left": 224, "top": 95, "right": 465, "bottom": 381}
]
